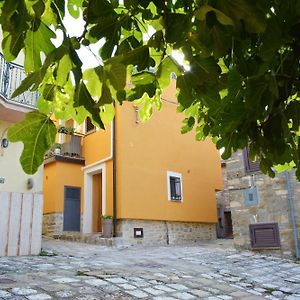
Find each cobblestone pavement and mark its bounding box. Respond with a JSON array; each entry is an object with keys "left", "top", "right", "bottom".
[{"left": 0, "top": 238, "right": 300, "bottom": 300}]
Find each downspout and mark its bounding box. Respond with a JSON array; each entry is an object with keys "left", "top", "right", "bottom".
[
  {"left": 284, "top": 171, "right": 300, "bottom": 259},
  {"left": 112, "top": 109, "right": 117, "bottom": 237}
]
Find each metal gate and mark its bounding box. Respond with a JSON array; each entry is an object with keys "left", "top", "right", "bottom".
[{"left": 63, "top": 186, "right": 81, "bottom": 231}]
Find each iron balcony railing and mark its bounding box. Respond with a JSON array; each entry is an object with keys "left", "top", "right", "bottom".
[{"left": 0, "top": 53, "right": 38, "bottom": 108}]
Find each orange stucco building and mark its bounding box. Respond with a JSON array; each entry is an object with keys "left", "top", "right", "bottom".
[{"left": 43, "top": 81, "right": 222, "bottom": 245}]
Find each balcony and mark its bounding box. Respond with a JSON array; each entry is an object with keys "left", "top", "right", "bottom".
[
  {"left": 0, "top": 53, "right": 38, "bottom": 109},
  {"left": 44, "top": 134, "right": 85, "bottom": 165}
]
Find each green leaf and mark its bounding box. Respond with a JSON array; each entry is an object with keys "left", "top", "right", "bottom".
[
  {"left": 195, "top": 5, "right": 234, "bottom": 26},
  {"left": 74, "top": 81, "right": 105, "bottom": 129},
  {"left": 42, "top": 84, "right": 56, "bottom": 101},
  {"left": 107, "top": 63, "right": 126, "bottom": 91},
  {"left": 100, "top": 104, "right": 115, "bottom": 124},
  {"left": 132, "top": 72, "right": 156, "bottom": 86},
  {"left": 2, "top": 31, "right": 25, "bottom": 62},
  {"left": 157, "top": 56, "right": 182, "bottom": 90},
  {"left": 56, "top": 54, "right": 74, "bottom": 86},
  {"left": 7, "top": 112, "right": 56, "bottom": 174},
  {"left": 98, "top": 83, "right": 113, "bottom": 106},
  {"left": 217, "top": 0, "right": 266, "bottom": 33},
  {"left": 67, "top": 0, "right": 83, "bottom": 18},
  {"left": 83, "top": 67, "right": 103, "bottom": 99},
  {"left": 176, "top": 75, "right": 193, "bottom": 108},
  {"left": 12, "top": 71, "right": 43, "bottom": 98},
  {"left": 24, "top": 22, "right": 56, "bottom": 72}
]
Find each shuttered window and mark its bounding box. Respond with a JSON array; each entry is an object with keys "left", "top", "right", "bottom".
[
  {"left": 243, "top": 147, "right": 260, "bottom": 173},
  {"left": 249, "top": 223, "right": 281, "bottom": 248},
  {"left": 85, "top": 117, "right": 96, "bottom": 134}
]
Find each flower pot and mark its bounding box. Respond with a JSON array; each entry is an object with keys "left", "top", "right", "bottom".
[{"left": 102, "top": 218, "right": 113, "bottom": 238}]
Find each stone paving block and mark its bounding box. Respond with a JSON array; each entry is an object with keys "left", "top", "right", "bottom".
[
  {"left": 131, "top": 281, "right": 150, "bottom": 288},
  {"left": 106, "top": 277, "right": 127, "bottom": 284},
  {"left": 166, "top": 284, "right": 189, "bottom": 291},
  {"left": 217, "top": 295, "right": 233, "bottom": 300},
  {"left": 53, "top": 277, "right": 79, "bottom": 283},
  {"left": 84, "top": 278, "right": 108, "bottom": 287},
  {"left": 40, "top": 284, "right": 69, "bottom": 292},
  {"left": 193, "top": 278, "right": 215, "bottom": 285},
  {"left": 75, "top": 295, "right": 99, "bottom": 300},
  {"left": 77, "top": 286, "right": 99, "bottom": 294},
  {"left": 55, "top": 290, "right": 75, "bottom": 298},
  {"left": 172, "top": 292, "right": 196, "bottom": 299},
  {"left": 215, "top": 284, "right": 237, "bottom": 293},
  {"left": 143, "top": 287, "right": 165, "bottom": 296},
  {"left": 203, "top": 287, "right": 222, "bottom": 294},
  {"left": 11, "top": 288, "right": 38, "bottom": 296},
  {"left": 246, "top": 289, "right": 262, "bottom": 295},
  {"left": 190, "top": 289, "right": 211, "bottom": 297},
  {"left": 0, "top": 290, "right": 11, "bottom": 298},
  {"left": 26, "top": 294, "right": 52, "bottom": 300},
  {"left": 154, "top": 285, "right": 176, "bottom": 292},
  {"left": 118, "top": 283, "right": 137, "bottom": 290},
  {"left": 153, "top": 297, "right": 177, "bottom": 300},
  {"left": 125, "top": 290, "right": 148, "bottom": 298},
  {"left": 230, "top": 291, "right": 252, "bottom": 297}
]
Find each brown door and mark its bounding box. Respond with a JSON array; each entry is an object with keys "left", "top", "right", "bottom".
[
  {"left": 92, "top": 173, "right": 102, "bottom": 232},
  {"left": 224, "top": 211, "right": 233, "bottom": 238}
]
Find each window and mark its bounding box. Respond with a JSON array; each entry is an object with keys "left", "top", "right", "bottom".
[
  {"left": 243, "top": 147, "right": 260, "bottom": 173},
  {"left": 244, "top": 187, "right": 259, "bottom": 207},
  {"left": 85, "top": 117, "right": 96, "bottom": 134},
  {"left": 167, "top": 171, "right": 183, "bottom": 201}
]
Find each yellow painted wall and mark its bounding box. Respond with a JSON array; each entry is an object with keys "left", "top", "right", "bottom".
[
  {"left": 0, "top": 120, "right": 43, "bottom": 193},
  {"left": 115, "top": 81, "right": 222, "bottom": 223},
  {"left": 43, "top": 81, "right": 221, "bottom": 225},
  {"left": 82, "top": 126, "right": 112, "bottom": 166},
  {"left": 43, "top": 161, "right": 84, "bottom": 213}
]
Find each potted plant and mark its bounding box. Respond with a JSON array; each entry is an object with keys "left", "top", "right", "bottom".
[
  {"left": 57, "top": 126, "right": 75, "bottom": 135},
  {"left": 53, "top": 143, "right": 62, "bottom": 155},
  {"left": 102, "top": 215, "right": 113, "bottom": 238}
]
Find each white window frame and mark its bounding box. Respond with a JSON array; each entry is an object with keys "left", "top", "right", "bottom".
[{"left": 167, "top": 171, "right": 183, "bottom": 202}]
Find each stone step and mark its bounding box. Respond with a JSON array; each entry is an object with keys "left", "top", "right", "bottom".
[{"left": 51, "top": 233, "right": 113, "bottom": 247}]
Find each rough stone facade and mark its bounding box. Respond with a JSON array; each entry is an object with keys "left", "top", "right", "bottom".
[
  {"left": 115, "top": 219, "right": 216, "bottom": 247},
  {"left": 42, "top": 212, "right": 64, "bottom": 236},
  {"left": 43, "top": 213, "right": 84, "bottom": 237},
  {"left": 226, "top": 150, "right": 300, "bottom": 258},
  {"left": 216, "top": 162, "right": 233, "bottom": 238}
]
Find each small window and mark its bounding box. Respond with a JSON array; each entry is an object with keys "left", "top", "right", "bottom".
[
  {"left": 167, "top": 171, "right": 183, "bottom": 201},
  {"left": 243, "top": 147, "right": 260, "bottom": 173},
  {"left": 244, "top": 187, "right": 259, "bottom": 207},
  {"left": 85, "top": 117, "right": 96, "bottom": 134}
]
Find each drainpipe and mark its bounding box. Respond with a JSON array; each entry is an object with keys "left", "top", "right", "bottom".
[
  {"left": 284, "top": 171, "right": 300, "bottom": 259},
  {"left": 112, "top": 109, "right": 117, "bottom": 237}
]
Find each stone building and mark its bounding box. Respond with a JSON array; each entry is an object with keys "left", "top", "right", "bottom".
[{"left": 225, "top": 149, "right": 300, "bottom": 259}]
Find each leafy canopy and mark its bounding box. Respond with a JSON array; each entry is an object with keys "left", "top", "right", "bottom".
[{"left": 2, "top": 0, "right": 300, "bottom": 178}]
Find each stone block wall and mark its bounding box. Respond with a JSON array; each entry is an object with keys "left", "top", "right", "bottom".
[
  {"left": 42, "top": 212, "right": 63, "bottom": 236},
  {"left": 226, "top": 151, "right": 300, "bottom": 258},
  {"left": 115, "top": 219, "right": 216, "bottom": 246}
]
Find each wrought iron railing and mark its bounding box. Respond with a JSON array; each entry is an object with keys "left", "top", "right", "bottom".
[{"left": 0, "top": 53, "right": 38, "bottom": 108}]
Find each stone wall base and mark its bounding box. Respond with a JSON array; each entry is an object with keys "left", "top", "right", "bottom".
[
  {"left": 115, "top": 219, "right": 216, "bottom": 247},
  {"left": 43, "top": 215, "right": 216, "bottom": 247},
  {"left": 42, "top": 212, "right": 64, "bottom": 236}
]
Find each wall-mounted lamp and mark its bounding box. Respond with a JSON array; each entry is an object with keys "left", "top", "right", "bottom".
[
  {"left": 27, "top": 178, "right": 34, "bottom": 190},
  {"left": 1, "top": 138, "right": 9, "bottom": 148}
]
